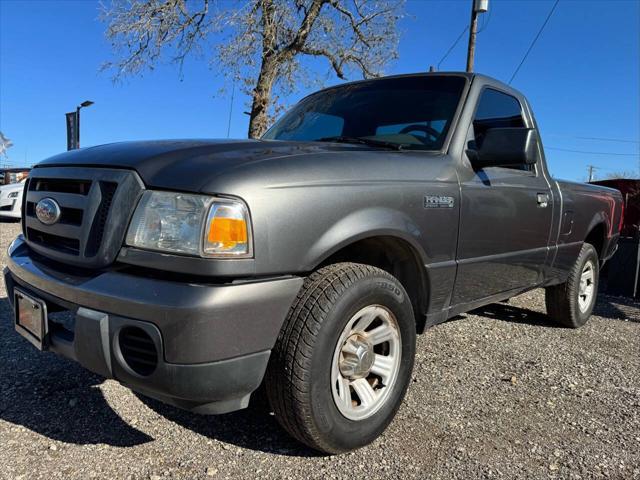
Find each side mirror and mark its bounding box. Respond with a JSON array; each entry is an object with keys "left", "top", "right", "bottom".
[{"left": 467, "top": 127, "right": 538, "bottom": 169}]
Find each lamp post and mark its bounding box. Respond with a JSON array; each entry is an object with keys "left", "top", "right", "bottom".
[{"left": 75, "top": 100, "right": 94, "bottom": 149}]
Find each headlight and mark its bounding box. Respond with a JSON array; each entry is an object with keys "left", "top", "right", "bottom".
[
  {"left": 8, "top": 191, "right": 20, "bottom": 198},
  {"left": 125, "top": 191, "right": 252, "bottom": 258}
]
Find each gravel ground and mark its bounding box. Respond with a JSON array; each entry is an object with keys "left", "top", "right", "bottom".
[{"left": 1, "top": 219, "right": 639, "bottom": 480}]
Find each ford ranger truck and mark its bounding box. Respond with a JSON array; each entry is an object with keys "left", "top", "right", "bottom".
[{"left": 4, "top": 73, "right": 623, "bottom": 454}]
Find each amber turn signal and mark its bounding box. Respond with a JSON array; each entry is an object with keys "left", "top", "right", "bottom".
[
  {"left": 207, "top": 217, "right": 248, "bottom": 248},
  {"left": 203, "top": 201, "right": 252, "bottom": 257}
]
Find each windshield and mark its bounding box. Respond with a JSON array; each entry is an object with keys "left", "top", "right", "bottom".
[{"left": 263, "top": 75, "right": 467, "bottom": 151}]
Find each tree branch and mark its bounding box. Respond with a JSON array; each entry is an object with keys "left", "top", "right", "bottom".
[
  {"left": 327, "top": 0, "right": 370, "bottom": 47},
  {"left": 299, "top": 46, "right": 346, "bottom": 79},
  {"left": 280, "top": 0, "right": 328, "bottom": 56},
  {"left": 102, "top": 0, "right": 404, "bottom": 137}
]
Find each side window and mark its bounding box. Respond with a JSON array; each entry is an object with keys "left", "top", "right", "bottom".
[{"left": 472, "top": 88, "right": 530, "bottom": 171}]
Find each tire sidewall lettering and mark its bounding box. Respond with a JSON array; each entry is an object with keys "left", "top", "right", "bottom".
[{"left": 374, "top": 280, "right": 404, "bottom": 302}]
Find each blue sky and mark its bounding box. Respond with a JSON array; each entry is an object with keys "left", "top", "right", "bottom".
[{"left": 1, "top": 0, "right": 638, "bottom": 181}]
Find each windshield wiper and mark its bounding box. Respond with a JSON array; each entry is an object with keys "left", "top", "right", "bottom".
[{"left": 317, "top": 136, "right": 405, "bottom": 151}]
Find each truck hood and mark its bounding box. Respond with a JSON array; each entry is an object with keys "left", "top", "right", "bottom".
[{"left": 35, "top": 139, "right": 364, "bottom": 192}]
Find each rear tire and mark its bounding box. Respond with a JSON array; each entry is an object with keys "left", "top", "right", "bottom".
[
  {"left": 545, "top": 243, "right": 599, "bottom": 328},
  {"left": 265, "top": 262, "right": 416, "bottom": 454}
]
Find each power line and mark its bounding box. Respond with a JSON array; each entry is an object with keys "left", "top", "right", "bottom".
[
  {"left": 508, "top": 0, "right": 560, "bottom": 84},
  {"left": 546, "top": 146, "right": 640, "bottom": 157},
  {"left": 437, "top": 25, "right": 469, "bottom": 70},
  {"left": 546, "top": 134, "right": 640, "bottom": 144},
  {"left": 572, "top": 135, "right": 640, "bottom": 144},
  {"left": 476, "top": 7, "right": 492, "bottom": 34},
  {"left": 585, "top": 165, "right": 633, "bottom": 173}
]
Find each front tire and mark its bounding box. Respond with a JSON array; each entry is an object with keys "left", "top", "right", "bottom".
[
  {"left": 265, "top": 263, "right": 416, "bottom": 454},
  {"left": 545, "top": 243, "right": 599, "bottom": 328}
]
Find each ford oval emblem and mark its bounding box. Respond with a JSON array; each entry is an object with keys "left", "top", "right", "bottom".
[{"left": 35, "top": 197, "right": 62, "bottom": 225}]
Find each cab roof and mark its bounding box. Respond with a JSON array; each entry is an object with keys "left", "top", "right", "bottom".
[{"left": 306, "top": 71, "right": 522, "bottom": 101}]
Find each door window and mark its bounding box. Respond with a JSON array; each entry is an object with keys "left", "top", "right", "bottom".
[{"left": 472, "top": 89, "right": 531, "bottom": 171}]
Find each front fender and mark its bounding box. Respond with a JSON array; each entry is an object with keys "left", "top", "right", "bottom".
[{"left": 302, "top": 207, "right": 428, "bottom": 270}]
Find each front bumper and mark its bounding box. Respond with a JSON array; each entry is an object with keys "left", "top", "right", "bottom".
[{"left": 4, "top": 236, "right": 303, "bottom": 414}]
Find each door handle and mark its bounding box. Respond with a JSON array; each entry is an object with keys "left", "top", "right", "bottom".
[{"left": 537, "top": 193, "right": 549, "bottom": 208}]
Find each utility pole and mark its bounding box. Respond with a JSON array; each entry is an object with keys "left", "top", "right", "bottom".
[
  {"left": 466, "top": 0, "right": 489, "bottom": 72},
  {"left": 587, "top": 165, "right": 597, "bottom": 182}
]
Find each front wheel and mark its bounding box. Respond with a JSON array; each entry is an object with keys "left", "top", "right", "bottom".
[
  {"left": 545, "top": 243, "right": 599, "bottom": 328},
  {"left": 265, "top": 263, "right": 416, "bottom": 454}
]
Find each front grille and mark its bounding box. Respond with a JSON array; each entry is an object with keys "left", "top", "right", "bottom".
[
  {"left": 0, "top": 203, "right": 13, "bottom": 211},
  {"left": 84, "top": 182, "right": 117, "bottom": 257},
  {"left": 26, "top": 201, "right": 83, "bottom": 225},
  {"left": 119, "top": 327, "right": 158, "bottom": 376},
  {"left": 22, "top": 167, "right": 143, "bottom": 268},
  {"left": 30, "top": 178, "right": 91, "bottom": 195},
  {"left": 20, "top": 179, "right": 29, "bottom": 236},
  {"left": 27, "top": 227, "right": 80, "bottom": 255}
]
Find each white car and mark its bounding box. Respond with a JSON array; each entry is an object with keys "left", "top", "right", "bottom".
[{"left": 0, "top": 180, "right": 26, "bottom": 219}]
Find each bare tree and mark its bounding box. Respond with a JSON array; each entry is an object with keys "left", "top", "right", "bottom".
[
  {"left": 601, "top": 170, "right": 639, "bottom": 180},
  {"left": 101, "top": 0, "right": 404, "bottom": 138},
  {"left": 0, "top": 131, "right": 13, "bottom": 159},
  {"left": 583, "top": 170, "right": 639, "bottom": 183}
]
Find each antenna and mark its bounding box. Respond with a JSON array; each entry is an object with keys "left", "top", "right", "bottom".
[{"left": 227, "top": 82, "right": 236, "bottom": 138}]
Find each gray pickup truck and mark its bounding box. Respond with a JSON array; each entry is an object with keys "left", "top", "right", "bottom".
[{"left": 4, "top": 72, "right": 623, "bottom": 454}]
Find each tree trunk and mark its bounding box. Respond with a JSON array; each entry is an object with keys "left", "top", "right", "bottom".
[
  {"left": 247, "top": 0, "right": 278, "bottom": 139},
  {"left": 248, "top": 60, "right": 277, "bottom": 138}
]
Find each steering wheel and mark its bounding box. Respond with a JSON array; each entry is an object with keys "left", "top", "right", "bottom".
[{"left": 399, "top": 124, "right": 440, "bottom": 141}]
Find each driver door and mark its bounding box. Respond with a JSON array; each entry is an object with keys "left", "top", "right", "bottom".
[{"left": 452, "top": 88, "right": 553, "bottom": 306}]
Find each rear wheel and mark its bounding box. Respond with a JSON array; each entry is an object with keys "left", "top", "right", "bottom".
[
  {"left": 545, "top": 243, "right": 599, "bottom": 328},
  {"left": 265, "top": 263, "right": 416, "bottom": 454}
]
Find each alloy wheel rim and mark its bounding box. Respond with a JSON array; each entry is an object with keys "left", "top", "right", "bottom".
[
  {"left": 331, "top": 305, "right": 402, "bottom": 421},
  {"left": 578, "top": 260, "right": 595, "bottom": 313}
]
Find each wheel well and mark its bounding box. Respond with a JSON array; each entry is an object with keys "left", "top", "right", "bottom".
[
  {"left": 318, "top": 236, "right": 428, "bottom": 332},
  {"left": 585, "top": 223, "right": 606, "bottom": 260}
]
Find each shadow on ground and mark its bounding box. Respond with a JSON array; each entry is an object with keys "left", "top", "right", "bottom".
[
  {"left": 0, "top": 296, "right": 317, "bottom": 455},
  {"left": 0, "top": 296, "right": 153, "bottom": 446},
  {"left": 134, "top": 391, "right": 321, "bottom": 457},
  {"left": 468, "top": 300, "right": 560, "bottom": 327},
  {"left": 2, "top": 286, "right": 637, "bottom": 454},
  {"left": 593, "top": 293, "right": 640, "bottom": 322},
  {"left": 468, "top": 290, "right": 640, "bottom": 325}
]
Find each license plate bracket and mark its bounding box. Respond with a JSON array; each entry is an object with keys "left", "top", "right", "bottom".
[{"left": 14, "top": 288, "right": 48, "bottom": 350}]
